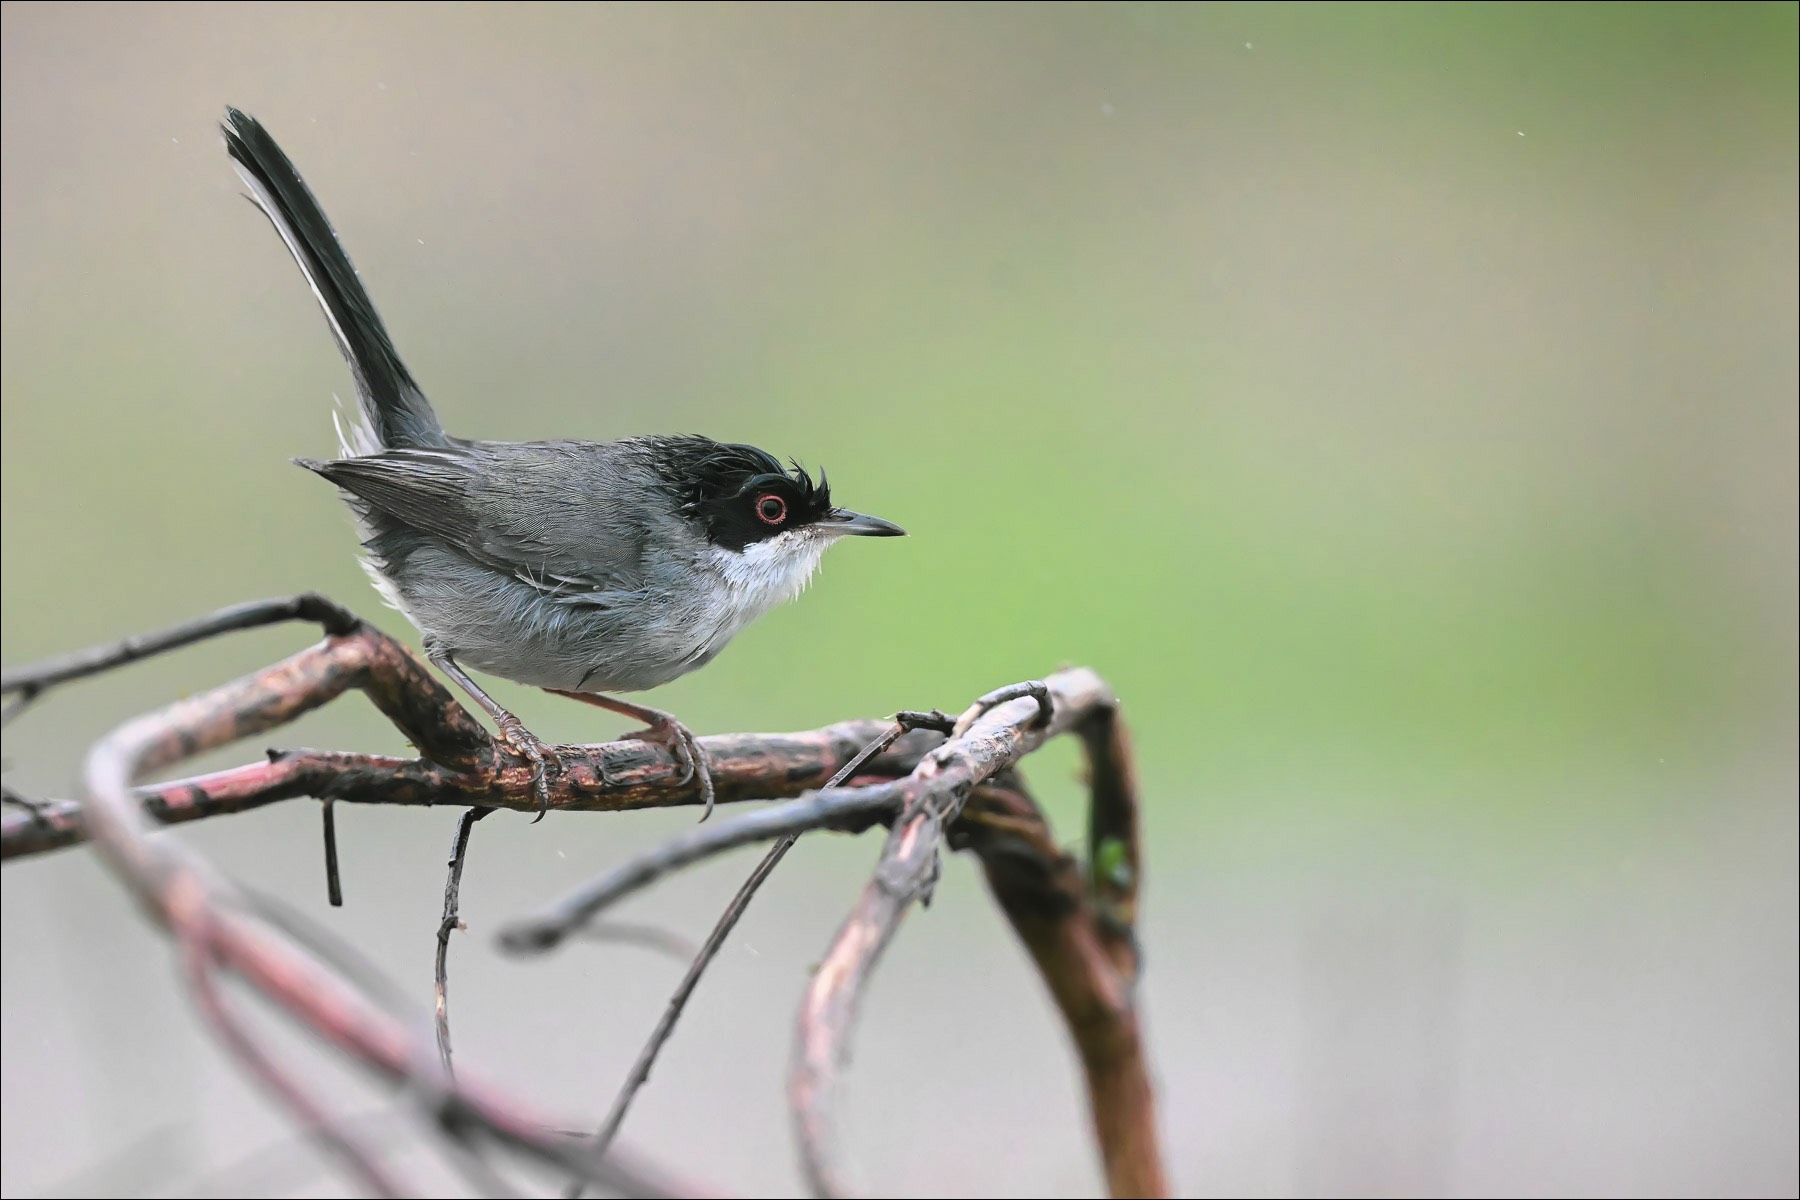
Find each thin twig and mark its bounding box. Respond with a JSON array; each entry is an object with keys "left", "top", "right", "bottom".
[
  {"left": 437, "top": 806, "right": 494, "bottom": 1073},
  {"left": 952, "top": 682, "right": 1054, "bottom": 735},
  {"left": 8, "top": 596, "right": 1152, "bottom": 1197},
  {"left": 565, "top": 715, "right": 952, "bottom": 1197},
  {"left": 507, "top": 681, "right": 1103, "bottom": 961},
  {"left": 0, "top": 593, "right": 360, "bottom": 697},
  {"left": 563, "top": 841, "right": 789, "bottom": 1200},
  {"left": 591, "top": 841, "right": 791, "bottom": 1148},
  {"left": 790, "top": 812, "right": 940, "bottom": 1197},
  {"left": 71, "top": 609, "right": 712, "bottom": 1197},
  {"left": 322, "top": 798, "right": 344, "bottom": 908},
  {"left": 498, "top": 783, "right": 903, "bottom": 954},
  {"left": 789, "top": 676, "right": 1116, "bottom": 1198}
]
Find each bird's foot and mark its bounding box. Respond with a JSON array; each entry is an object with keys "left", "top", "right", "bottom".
[
  {"left": 623, "top": 711, "right": 716, "bottom": 822},
  {"left": 541, "top": 689, "right": 715, "bottom": 821},
  {"left": 494, "top": 713, "right": 560, "bottom": 822}
]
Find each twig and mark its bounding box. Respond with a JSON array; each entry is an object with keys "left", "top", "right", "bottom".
[
  {"left": 1, "top": 593, "right": 360, "bottom": 702},
  {"left": 564, "top": 841, "right": 789, "bottom": 1200},
  {"left": 952, "top": 682, "right": 1054, "bottom": 735},
  {"left": 510, "top": 670, "right": 1119, "bottom": 1196},
  {"left": 436, "top": 806, "right": 494, "bottom": 1074},
  {"left": 7, "top": 598, "right": 1156, "bottom": 1197},
  {"left": 565, "top": 714, "right": 954, "bottom": 1197},
  {"left": 70, "top": 608, "right": 712, "bottom": 1196},
  {"left": 590, "top": 840, "right": 790, "bottom": 1146},
  {"left": 322, "top": 798, "right": 344, "bottom": 908},
  {"left": 498, "top": 783, "right": 903, "bottom": 953},
  {"left": 788, "top": 674, "right": 1113, "bottom": 1198}
]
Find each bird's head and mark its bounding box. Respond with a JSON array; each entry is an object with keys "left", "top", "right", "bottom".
[{"left": 645, "top": 436, "right": 904, "bottom": 602}]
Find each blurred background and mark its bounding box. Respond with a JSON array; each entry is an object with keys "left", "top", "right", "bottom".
[{"left": 3, "top": 3, "right": 1795, "bottom": 1196}]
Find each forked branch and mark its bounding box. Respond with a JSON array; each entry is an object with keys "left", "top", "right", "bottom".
[{"left": 2, "top": 598, "right": 1166, "bottom": 1197}]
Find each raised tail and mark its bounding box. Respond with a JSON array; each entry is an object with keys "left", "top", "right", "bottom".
[{"left": 222, "top": 107, "right": 446, "bottom": 451}]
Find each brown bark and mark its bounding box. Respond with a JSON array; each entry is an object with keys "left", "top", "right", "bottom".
[{"left": 3, "top": 598, "right": 1167, "bottom": 1198}]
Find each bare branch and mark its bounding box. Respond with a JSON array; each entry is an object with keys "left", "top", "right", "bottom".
[
  {"left": 436, "top": 806, "right": 494, "bottom": 1073},
  {"left": 321, "top": 798, "right": 344, "bottom": 907},
  {"left": 952, "top": 681, "right": 1054, "bottom": 735},
  {"left": 563, "top": 840, "right": 790, "bottom": 1200},
  {"left": 565, "top": 714, "right": 955, "bottom": 1197},
  {"left": 787, "top": 671, "right": 1115, "bottom": 1198},
  {"left": 497, "top": 782, "right": 902, "bottom": 953},
  {"left": 68, "top": 616, "right": 715, "bottom": 1197},
  {"left": 965, "top": 769, "right": 1167, "bottom": 1198},
  {"left": 5, "top": 598, "right": 1160, "bottom": 1198},
  {"left": 3, "top": 722, "right": 941, "bottom": 862},
  {"left": 0, "top": 593, "right": 360, "bottom": 724}
]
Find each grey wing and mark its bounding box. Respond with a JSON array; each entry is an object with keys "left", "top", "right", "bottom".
[{"left": 301, "top": 444, "right": 646, "bottom": 606}]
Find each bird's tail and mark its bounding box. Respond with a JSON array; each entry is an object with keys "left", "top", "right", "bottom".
[{"left": 222, "top": 107, "right": 447, "bottom": 451}]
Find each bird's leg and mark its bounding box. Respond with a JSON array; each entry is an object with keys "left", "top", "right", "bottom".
[
  {"left": 425, "top": 640, "right": 558, "bottom": 821},
  {"left": 545, "top": 690, "right": 716, "bottom": 821}
]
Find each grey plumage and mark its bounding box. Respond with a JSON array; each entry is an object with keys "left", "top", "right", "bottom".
[
  {"left": 223, "top": 108, "right": 902, "bottom": 817},
  {"left": 297, "top": 439, "right": 830, "bottom": 694}
]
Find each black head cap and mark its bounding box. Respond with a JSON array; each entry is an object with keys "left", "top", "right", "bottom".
[{"left": 647, "top": 436, "right": 834, "bottom": 552}]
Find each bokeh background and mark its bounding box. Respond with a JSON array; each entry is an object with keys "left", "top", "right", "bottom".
[{"left": 3, "top": 3, "right": 1795, "bottom": 1197}]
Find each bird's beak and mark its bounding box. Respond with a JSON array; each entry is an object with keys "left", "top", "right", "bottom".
[{"left": 819, "top": 508, "right": 907, "bottom": 537}]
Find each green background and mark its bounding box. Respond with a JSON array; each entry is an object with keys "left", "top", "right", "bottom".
[{"left": 3, "top": 3, "right": 1795, "bottom": 1196}]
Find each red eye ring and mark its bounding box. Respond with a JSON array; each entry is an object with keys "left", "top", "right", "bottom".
[{"left": 755, "top": 493, "right": 788, "bottom": 525}]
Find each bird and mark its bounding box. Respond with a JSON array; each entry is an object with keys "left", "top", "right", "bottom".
[{"left": 221, "top": 107, "right": 904, "bottom": 821}]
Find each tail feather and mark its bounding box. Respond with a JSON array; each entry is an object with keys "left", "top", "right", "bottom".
[{"left": 222, "top": 107, "right": 446, "bottom": 451}]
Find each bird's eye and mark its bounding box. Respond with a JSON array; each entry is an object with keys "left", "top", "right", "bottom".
[{"left": 755, "top": 493, "right": 788, "bottom": 525}]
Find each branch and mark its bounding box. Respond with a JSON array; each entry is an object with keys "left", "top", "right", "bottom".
[
  {"left": 3, "top": 715, "right": 940, "bottom": 862},
  {"left": 777, "top": 672, "right": 1105, "bottom": 1197},
  {"left": 5, "top": 598, "right": 1164, "bottom": 1197},
  {"left": 564, "top": 713, "right": 955, "bottom": 1198},
  {"left": 965, "top": 765, "right": 1167, "bottom": 1196},
  {"left": 436, "top": 806, "right": 494, "bottom": 1073},
  {"left": 498, "top": 781, "right": 902, "bottom": 952},
  {"left": 48, "top": 609, "right": 710, "bottom": 1196},
  {"left": 498, "top": 669, "right": 1141, "bottom": 1196},
  {"left": 0, "top": 593, "right": 360, "bottom": 725}
]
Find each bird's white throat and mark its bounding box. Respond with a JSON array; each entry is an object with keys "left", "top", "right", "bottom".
[{"left": 707, "top": 529, "right": 834, "bottom": 623}]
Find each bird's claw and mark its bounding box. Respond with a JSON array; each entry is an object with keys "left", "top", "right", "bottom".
[
  {"left": 626, "top": 716, "right": 716, "bottom": 821},
  {"left": 495, "top": 714, "right": 559, "bottom": 822}
]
